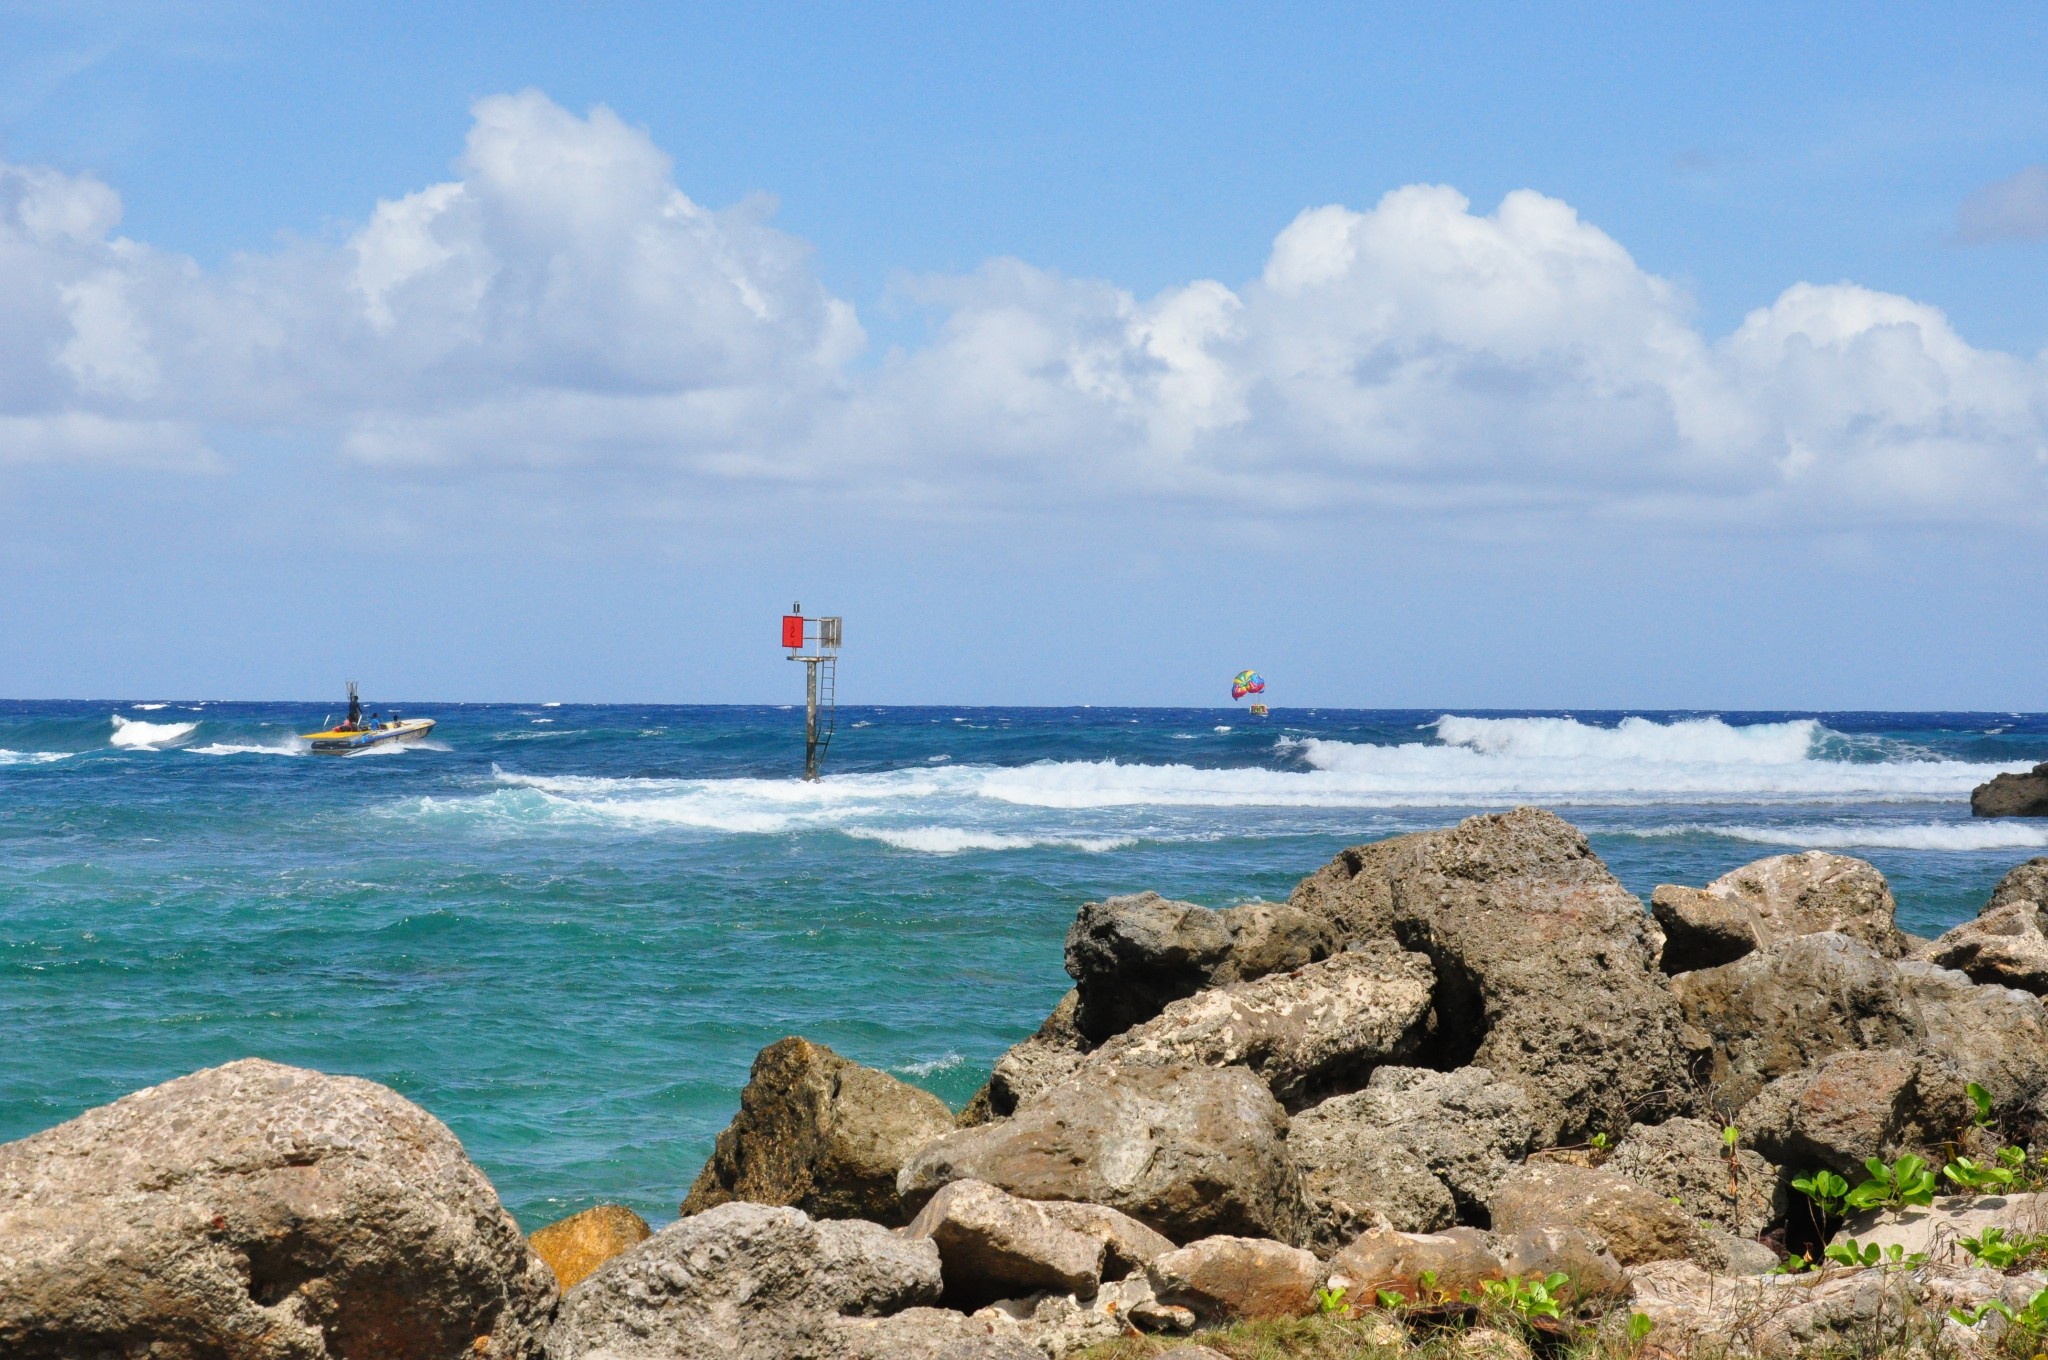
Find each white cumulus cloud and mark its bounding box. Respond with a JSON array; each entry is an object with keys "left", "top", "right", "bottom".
[{"left": 3, "top": 90, "right": 2047, "bottom": 527}]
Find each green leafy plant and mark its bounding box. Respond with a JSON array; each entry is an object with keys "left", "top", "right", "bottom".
[
  {"left": 1968, "top": 1081, "right": 1995, "bottom": 1129},
  {"left": 1627, "top": 1312, "right": 1654, "bottom": 1344},
  {"left": 1957, "top": 1226, "right": 2048, "bottom": 1269},
  {"left": 1722, "top": 1125, "right": 1741, "bottom": 1151},
  {"left": 1792, "top": 1169, "right": 1851, "bottom": 1219},
  {"left": 1375, "top": 1289, "right": 1404, "bottom": 1311},
  {"left": 1845, "top": 1154, "right": 1937, "bottom": 1211},
  {"left": 1823, "top": 1237, "right": 1924, "bottom": 1269},
  {"left": 1767, "top": 1253, "right": 1818, "bottom": 1276},
  {"left": 1480, "top": 1272, "right": 1570, "bottom": 1323},
  {"left": 1313, "top": 1284, "right": 1347, "bottom": 1315},
  {"left": 1954, "top": 1286, "right": 2048, "bottom": 1336},
  {"left": 1588, "top": 1132, "right": 1610, "bottom": 1154},
  {"left": 1945, "top": 1155, "right": 2019, "bottom": 1192}
]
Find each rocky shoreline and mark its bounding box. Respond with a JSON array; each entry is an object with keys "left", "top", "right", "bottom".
[{"left": 11, "top": 806, "right": 2048, "bottom": 1357}]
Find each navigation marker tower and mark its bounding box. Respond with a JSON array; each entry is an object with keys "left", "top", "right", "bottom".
[{"left": 782, "top": 602, "right": 841, "bottom": 781}]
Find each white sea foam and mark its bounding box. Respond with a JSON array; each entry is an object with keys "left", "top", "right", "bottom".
[
  {"left": 130, "top": 702, "right": 167, "bottom": 710},
  {"left": 844, "top": 827, "right": 1137, "bottom": 854},
  {"left": 189, "top": 740, "right": 307, "bottom": 757},
  {"left": 894, "top": 1052, "right": 967, "bottom": 1077},
  {"left": 0, "top": 749, "right": 69, "bottom": 765},
  {"left": 542, "top": 702, "right": 562, "bottom": 707},
  {"left": 1630, "top": 821, "right": 2048, "bottom": 852},
  {"left": 109, "top": 716, "right": 199, "bottom": 749}
]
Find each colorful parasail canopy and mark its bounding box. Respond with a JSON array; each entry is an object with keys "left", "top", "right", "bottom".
[{"left": 1231, "top": 669, "right": 1266, "bottom": 701}]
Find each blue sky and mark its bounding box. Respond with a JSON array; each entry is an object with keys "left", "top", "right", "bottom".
[{"left": 4, "top": 2, "right": 2048, "bottom": 706}]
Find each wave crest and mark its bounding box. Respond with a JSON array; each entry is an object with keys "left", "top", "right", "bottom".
[{"left": 109, "top": 716, "right": 199, "bottom": 750}]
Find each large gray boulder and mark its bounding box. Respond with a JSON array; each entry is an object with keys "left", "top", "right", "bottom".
[
  {"left": 1288, "top": 807, "right": 1693, "bottom": 1144},
  {"left": 1972, "top": 763, "right": 2048, "bottom": 817},
  {"left": 1651, "top": 852, "right": 1907, "bottom": 973},
  {"left": 1932, "top": 901, "right": 2048, "bottom": 994},
  {"left": 897, "top": 1063, "right": 1303, "bottom": 1245},
  {"left": 1324, "top": 1226, "right": 1503, "bottom": 1302},
  {"left": 0, "top": 1058, "right": 555, "bottom": 1360},
  {"left": 1064, "top": 893, "right": 1338, "bottom": 1041},
  {"left": 1672, "top": 932, "right": 1921, "bottom": 1115},
  {"left": 1605, "top": 1116, "right": 1779, "bottom": 1239},
  {"left": 1289, "top": 1065, "right": 1535, "bottom": 1247},
  {"left": 544, "top": 1202, "right": 944, "bottom": 1360},
  {"left": 1931, "top": 861, "right": 2048, "bottom": 994},
  {"left": 1737, "top": 1048, "right": 1973, "bottom": 1180},
  {"left": 1084, "top": 944, "right": 1436, "bottom": 1109},
  {"left": 903, "top": 1179, "right": 1105, "bottom": 1305},
  {"left": 1894, "top": 960, "right": 2048, "bottom": 1118},
  {"left": 1145, "top": 1236, "right": 1322, "bottom": 1322},
  {"left": 681, "top": 1036, "right": 956, "bottom": 1226},
  {"left": 1487, "top": 1161, "right": 1701, "bottom": 1267}
]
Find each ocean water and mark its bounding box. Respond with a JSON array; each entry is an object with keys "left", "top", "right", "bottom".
[{"left": 4, "top": 702, "right": 2046, "bottom": 1230}]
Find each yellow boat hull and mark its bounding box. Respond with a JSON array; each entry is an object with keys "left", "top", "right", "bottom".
[{"left": 300, "top": 718, "right": 436, "bottom": 753}]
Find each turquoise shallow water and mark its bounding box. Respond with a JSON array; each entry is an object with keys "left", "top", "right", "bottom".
[{"left": 3, "top": 702, "right": 2046, "bottom": 1229}]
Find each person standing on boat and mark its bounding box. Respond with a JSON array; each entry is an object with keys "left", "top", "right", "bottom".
[{"left": 346, "top": 688, "right": 363, "bottom": 730}]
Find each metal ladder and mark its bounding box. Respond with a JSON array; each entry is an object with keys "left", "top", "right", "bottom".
[{"left": 815, "top": 657, "right": 837, "bottom": 763}]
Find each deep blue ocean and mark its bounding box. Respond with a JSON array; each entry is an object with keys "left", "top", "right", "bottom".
[{"left": 5, "top": 702, "right": 2047, "bottom": 1230}]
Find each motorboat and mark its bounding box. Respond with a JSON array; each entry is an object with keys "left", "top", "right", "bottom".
[{"left": 301, "top": 682, "right": 435, "bottom": 754}]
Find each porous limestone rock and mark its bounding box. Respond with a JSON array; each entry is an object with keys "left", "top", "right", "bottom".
[
  {"left": 0, "top": 1057, "right": 555, "bottom": 1360},
  {"left": 1146, "top": 1236, "right": 1322, "bottom": 1322},
  {"left": 1605, "top": 1116, "right": 1778, "bottom": 1239},
  {"left": 1932, "top": 900, "right": 2048, "bottom": 995},
  {"left": 544, "top": 1202, "right": 942, "bottom": 1360},
  {"left": 1290, "top": 1065, "right": 1534, "bottom": 1246},
  {"left": 898, "top": 1063, "right": 1302, "bottom": 1245},
  {"left": 1288, "top": 807, "right": 1693, "bottom": 1144},
  {"left": 1064, "top": 893, "right": 1338, "bottom": 1041},
  {"left": 1084, "top": 944, "right": 1436, "bottom": 1108},
  {"left": 1497, "top": 1226, "right": 1628, "bottom": 1301},
  {"left": 1672, "top": 932, "right": 1921, "bottom": 1115},
  {"left": 1895, "top": 960, "right": 2048, "bottom": 1119},
  {"left": 530, "top": 1203, "right": 652, "bottom": 1291},
  {"left": 1630, "top": 1258, "right": 2045, "bottom": 1359},
  {"left": 681, "top": 1035, "right": 956, "bottom": 1226},
  {"left": 1035, "top": 1199, "right": 1175, "bottom": 1279},
  {"left": 1992, "top": 858, "right": 2048, "bottom": 910},
  {"left": 1488, "top": 1161, "right": 1700, "bottom": 1267},
  {"left": 1737, "top": 1048, "right": 1973, "bottom": 1179},
  {"left": 1324, "top": 1226, "right": 1503, "bottom": 1301},
  {"left": 1830, "top": 1193, "right": 2048, "bottom": 1267},
  {"left": 1972, "top": 764, "right": 2048, "bottom": 818},
  {"left": 1651, "top": 852, "right": 1907, "bottom": 973},
  {"left": 904, "top": 1179, "right": 1106, "bottom": 1305}
]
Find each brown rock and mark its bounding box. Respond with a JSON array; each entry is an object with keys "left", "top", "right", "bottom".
[
  {"left": 1672, "top": 932, "right": 1920, "bottom": 1115},
  {"left": 1738, "top": 1048, "right": 1973, "bottom": 1179},
  {"left": 1605, "top": 1116, "right": 1779, "bottom": 1239},
  {"left": 1498, "top": 1226, "right": 1628, "bottom": 1301},
  {"left": 681, "top": 1036, "right": 956, "bottom": 1226},
  {"left": 1932, "top": 898, "right": 2048, "bottom": 995},
  {"left": 1084, "top": 943, "right": 1437, "bottom": 1109},
  {"left": 0, "top": 1058, "right": 555, "bottom": 1360},
  {"left": 1289, "top": 808, "right": 1693, "bottom": 1144},
  {"left": 1488, "top": 1161, "right": 1699, "bottom": 1267},
  {"left": 898, "top": 1062, "right": 1303, "bottom": 1244},
  {"left": 1325, "top": 1226, "right": 1503, "bottom": 1302},
  {"left": 1651, "top": 852, "right": 1907, "bottom": 973},
  {"left": 1972, "top": 764, "right": 2048, "bottom": 818},
  {"left": 904, "top": 1180, "right": 1105, "bottom": 1305},
  {"left": 1036, "top": 1199, "right": 1176, "bottom": 1278},
  {"left": 530, "top": 1203, "right": 653, "bottom": 1290},
  {"left": 1064, "top": 893, "right": 1339, "bottom": 1041},
  {"left": 1146, "top": 1235, "right": 1322, "bottom": 1321}
]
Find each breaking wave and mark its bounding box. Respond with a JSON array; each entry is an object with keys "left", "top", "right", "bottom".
[
  {"left": 1628, "top": 821, "right": 2048, "bottom": 852},
  {"left": 843, "top": 827, "right": 1137, "bottom": 854},
  {"left": 109, "top": 716, "right": 199, "bottom": 750},
  {"left": 0, "top": 749, "right": 69, "bottom": 766}
]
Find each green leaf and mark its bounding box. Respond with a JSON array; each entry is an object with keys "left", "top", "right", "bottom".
[{"left": 1628, "top": 1312, "right": 1654, "bottom": 1343}]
